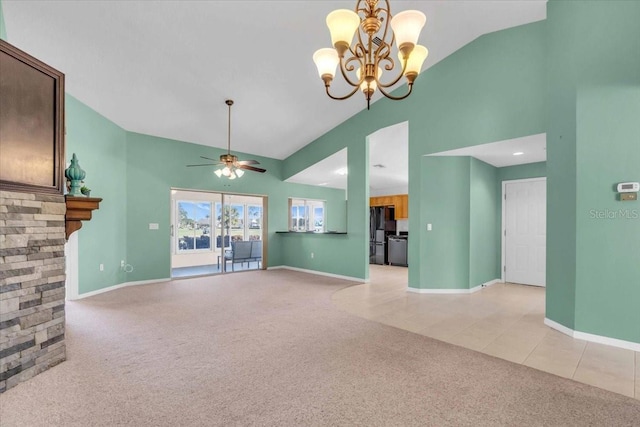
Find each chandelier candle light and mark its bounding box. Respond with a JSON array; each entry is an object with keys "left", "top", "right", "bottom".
[{"left": 313, "top": 0, "right": 428, "bottom": 109}]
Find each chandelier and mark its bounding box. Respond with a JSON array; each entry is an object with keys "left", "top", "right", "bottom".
[{"left": 313, "top": 0, "right": 428, "bottom": 109}]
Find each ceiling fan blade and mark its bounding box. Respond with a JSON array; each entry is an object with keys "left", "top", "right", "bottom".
[
  {"left": 239, "top": 165, "right": 266, "bottom": 173},
  {"left": 186, "top": 163, "right": 221, "bottom": 167},
  {"left": 237, "top": 159, "right": 260, "bottom": 165},
  {"left": 200, "top": 156, "right": 219, "bottom": 162}
]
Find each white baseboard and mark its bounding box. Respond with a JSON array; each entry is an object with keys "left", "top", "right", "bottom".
[
  {"left": 408, "top": 279, "right": 501, "bottom": 294},
  {"left": 544, "top": 318, "right": 640, "bottom": 352},
  {"left": 268, "top": 265, "right": 367, "bottom": 283},
  {"left": 72, "top": 278, "right": 171, "bottom": 300}
]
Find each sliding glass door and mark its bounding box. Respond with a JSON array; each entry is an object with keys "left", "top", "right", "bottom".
[
  {"left": 171, "top": 189, "right": 265, "bottom": 277},
  {"left": 220, "top": 194, "right": 264, "bottom": 273}
]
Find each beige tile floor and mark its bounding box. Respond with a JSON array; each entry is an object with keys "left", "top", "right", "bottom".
[{"left": 332, "top": 265, "right": 639, "bottom": 399}]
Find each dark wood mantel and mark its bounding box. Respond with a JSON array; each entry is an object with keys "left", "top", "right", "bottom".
[{"left": 65, "top": 196, "right": 102, "bottom": 240}]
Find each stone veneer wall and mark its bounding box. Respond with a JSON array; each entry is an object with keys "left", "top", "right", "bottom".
[{"left": 0, "top": 190, "right": 66, "bottom": 393}]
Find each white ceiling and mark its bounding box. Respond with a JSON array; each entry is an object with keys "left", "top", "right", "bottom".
[
  {"left": 286, "top": 121, "right": 409, "bottom": 191},
  {"left": 286, "top": 148, "right": 349, "bottom": 190},
  {"left": 428, "top": 133, "right": 547, "bottom": 167},
  {"left": 286, "top": 127, "right": 546, "bottom": 192},
  {"left": 2, "top": 1, "right": 547, "bottom": 160}
]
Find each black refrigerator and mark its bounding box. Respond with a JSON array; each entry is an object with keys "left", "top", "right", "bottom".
[{"left": 369, "top": 206, "right": 396, "bottom": 264}]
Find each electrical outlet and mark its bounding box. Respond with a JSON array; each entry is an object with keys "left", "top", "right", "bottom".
[
  {"left": 99, "top": 264, "right": 104, "bottom": 271},
  {"left": 121, "top": 260, "right": 125, "bottom": 268},
  {"left": 311, "top": 252, "right": 314, "bottom": 259}
]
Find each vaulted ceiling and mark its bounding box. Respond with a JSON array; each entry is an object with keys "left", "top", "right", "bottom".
[{"left": 2, "top": 0, "right": 546, "bottom": 160}]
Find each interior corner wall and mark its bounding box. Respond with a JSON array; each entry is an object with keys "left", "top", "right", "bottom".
[
  {"left": 283, "top": 21, "right": 547, "bottom": 291},
  {"left": 420, "top": 157, "right": 471, "bottom": 290},
  {"left": 65, "top": 95, "right": 128, "bottom": 294},
  {"left": 469, "top": 158, "right": 500, "bottom": 288},
  {"left": 547, "top": 1, "right": 640, "bottom": 343},
  {"left": 123, "top": 132, "right": 350, "bottom": 284}
]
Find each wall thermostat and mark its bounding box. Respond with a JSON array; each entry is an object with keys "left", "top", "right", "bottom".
[{"left": 617, "top": 182, "right": 639, "bottom": 193}]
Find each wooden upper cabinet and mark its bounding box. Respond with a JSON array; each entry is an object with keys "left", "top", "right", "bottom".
[
  {"left": 394, "top": 194, "right": 409, "bottom": 219},
  {"left": 369, "top": 194, "right": 409, "bottom": 219}
]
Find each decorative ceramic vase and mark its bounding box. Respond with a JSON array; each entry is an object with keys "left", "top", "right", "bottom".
[{"left": 65, "top": 153, "right": 86, "bottom": 196}]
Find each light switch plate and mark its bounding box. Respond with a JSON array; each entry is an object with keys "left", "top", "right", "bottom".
[{"left": 149, "top": 223, "right": 159, "bottom": 230}]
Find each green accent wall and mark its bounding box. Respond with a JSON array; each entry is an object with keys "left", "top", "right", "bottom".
[
  {"left": 419, "top": 157, "right": 501, "bottom": 291},
  {"left": 421, "top": 157, "right": 471, "bottom": 289},
  {"left": 10, "top": 0, "right": 637, "bottom": 344},
  {"left": 66, "top": 97, "right": 348, "bottom": 292},
  {"left": 469, "top": 158, "right": 501, "bottom": 288},
  {"left": 123, "top": 132, "right": 347, "bottom": 283},
  {"left": 575, "top": 87, "right": 640, "bottom": 343},
  {"left": 498, "top": 162, "right": 546, "bottom": 182},
  {"left": 66, "top": 95, "right": 128, "bottom": 294},
  {"left": 547, "top": 1, "right": 640, "bottom": 342},
  {"left": 284, "top": 21, "right": 547, "bottom": 290}
]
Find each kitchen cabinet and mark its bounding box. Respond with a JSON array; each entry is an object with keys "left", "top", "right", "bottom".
[
  {"left": 394, "top": 194, "right": 408, "bottom": 219},
  {"left": 369, "top": 194, "right": 408, "bottom": 219}
]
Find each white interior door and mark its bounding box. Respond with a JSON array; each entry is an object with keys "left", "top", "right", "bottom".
[{"left": 504, "top": 179, "right": 546, "bottom": 286}]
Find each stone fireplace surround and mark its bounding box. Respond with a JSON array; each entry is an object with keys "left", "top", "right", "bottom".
[{"left": 0, "top": 190, "right": 67, "bottom": 392}]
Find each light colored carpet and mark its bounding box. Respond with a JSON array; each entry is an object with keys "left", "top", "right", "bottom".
[{"left": 1, "top": 270, "right": 639, "bottom": 426}]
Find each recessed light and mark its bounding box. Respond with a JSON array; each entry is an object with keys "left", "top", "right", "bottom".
[
  {"left": 336, "top": 168, "right": 348, "bottom": 176},
  {"left": 513, "top": 152, "right": 524, "bottom": 156}
]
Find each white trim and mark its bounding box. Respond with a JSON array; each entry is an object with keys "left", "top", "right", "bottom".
[
  {"left": 64, "top": 233, "right": 79, "bottom": 301},
  {"left": 544, "top": 318, "right": 640, "bottom": 352},
  {"left": 407, "top": 279, "right": 501, "bottom": 294},
  {"left": 71, "top": 278, "right": 171, "bottom": 300},
  {"left": 501, "top": 177, "right": 546, "bottom": 283},
  {"left": 268, "top": 265, "right": 367, "bottom": 283}
]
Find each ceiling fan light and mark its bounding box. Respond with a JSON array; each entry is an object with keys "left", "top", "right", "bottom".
[
  {"left": 391, "top": 10, "right": 426, "bottom": 56},
  {"left": 235, "top": 168, "right": 245, "bottom": 177},
  {"left": 222, "top": 166, "right": 231, "bottom": 176},
  {"left": 214, "top": 169, "right": 223, "bottom": 178}
]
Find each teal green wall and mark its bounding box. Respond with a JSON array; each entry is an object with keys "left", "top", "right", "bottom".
[
  {"left": 283, "top": 21, "right": 547, "bottom": 290},
  {"left": 469, "top": 158, "right": 501, "bottom": 288},
  {"left": 575, "top": 87, "right": 640, "bottom": 342},
  {"left": 419, "top": 157, "right": 501, "bottom": 291},
  {"left": 66, "top": 95, "right": 128, "bottom": 294},
  {"left": 65, "top": 96, "right": 348, "bottom": 292},
  {"left": 421, "top": 157, "right": 471, "bottom": 289},
  {"left": 10, "top": 0, "right": 637, "bottom": 344},
  {"left": 498, "top": 162, "right": 546, "bottom": 182},
  {"left": 547, "top": 1, "right": 640, "bottom": 342},
  {"left": 123, "top": 132, "right": 348, "bottom": 283},
  {"left": 0, "top": 0, "right": 6, "bottom": 40}
]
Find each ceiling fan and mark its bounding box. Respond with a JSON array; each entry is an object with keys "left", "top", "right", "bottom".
[{"left": 187, "top": 99, "right": 266, "bottom": 179}]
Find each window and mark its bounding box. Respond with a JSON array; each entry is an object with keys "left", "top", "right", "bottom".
[
  {"left": 289, "top": 198, "right": 325, "bottom": 232},
  {"left": 215, "top": 203, "right": 263, "bottom": 247},
  {"left": 177, "top": 201, "right": 212, "bottom": 252},
  {"left": 247, "top": 205, "right": 263, "bottom": 240}
]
